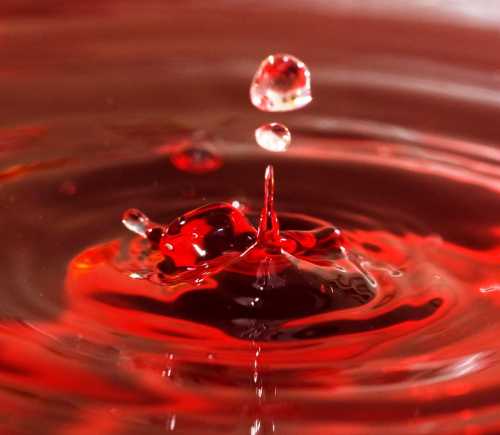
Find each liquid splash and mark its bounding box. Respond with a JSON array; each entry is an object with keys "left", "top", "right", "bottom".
[
  {"left": 2, "top": 139, "right": 499, "bottom": 434},
  {"left": 76, "top": 165, "right": 417, "bottom": 341},
  {"left": 0, "top": 24, "right": 499, "bottom": 433}
]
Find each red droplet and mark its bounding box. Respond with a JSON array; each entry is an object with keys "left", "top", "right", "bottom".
[{"left": 170, "top": 133, "right": 222, "bottom": 174}]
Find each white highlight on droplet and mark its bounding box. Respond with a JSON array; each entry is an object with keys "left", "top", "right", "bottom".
[
  {"left": 255, "top": 122, "right": 291, "bottom": 153},
  {"left": 193, "top": 244, "right": 207, "bottom": 258},
  {"left": 480, "top": 285, "right": 500, "bottom": 293}
]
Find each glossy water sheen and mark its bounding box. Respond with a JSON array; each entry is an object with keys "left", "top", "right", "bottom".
[
  {"left": 1, "top": 2, "right": 500, "bottom": 434},
  {"left": 0, "top": 124, "right": 499, "bottom": 434},
  {"left": 115, "top": 165, "right": 376, "bottom": 339}
]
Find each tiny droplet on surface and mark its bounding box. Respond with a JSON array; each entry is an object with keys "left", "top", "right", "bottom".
[
  {"left": 170, "top": 132, "right": 222, "bottom": 174},
  {"left": 250, "top": 53, "right": 312, "bottom": 112},
  {"left": 255, "top": 123, "right": 291, "bottom": 153}
]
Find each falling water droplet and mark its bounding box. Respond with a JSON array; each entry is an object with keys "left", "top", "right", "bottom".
[
  {"left": 250, "top": 53, "right": 312, "bottom": 112},
  {"left": 122, "top": 209, "right": 151, "bottom": 238},
  {"left": 170, "top": 132, "right": 222, "bottom": 174},
  {"left": 255, "top": 123, "right": 291, "bottom": 152}
]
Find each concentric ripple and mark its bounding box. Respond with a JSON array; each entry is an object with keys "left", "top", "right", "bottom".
[{"left": 0, "top": 127, "right": 499, "bottom": 435}]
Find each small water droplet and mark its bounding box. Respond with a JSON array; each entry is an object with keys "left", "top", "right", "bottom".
[
  {"left": 255, "top": 122, "right": 291, "bottom": 152},
  {"left": 122, "top": 208, "right": 150, "bottom": 238},
  {"left": 170, "top": 132, "right": 222, "bottom": 174},
  {"left": 250, "top": 53, "right": 312, "bottom": 112}
]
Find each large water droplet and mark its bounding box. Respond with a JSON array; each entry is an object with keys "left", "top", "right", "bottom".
[
  {"left": 255, "top": 123, "right": 291, "bottom": 153},
  {"left": 250, "top": 53, "right": 312, "bottom": 112}
]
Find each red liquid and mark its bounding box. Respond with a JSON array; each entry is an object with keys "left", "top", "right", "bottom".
[
  {"left": 112, "top": 165, "right": 380, "bottom": 339},
  {"left": 1, "top": 4, "right": 500, "bottom": 433},
  {"left": 0, "top": 134, "right": 499, "bottom": 434}
]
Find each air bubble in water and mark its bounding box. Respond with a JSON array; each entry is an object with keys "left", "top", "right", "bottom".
[
  {"left": 250, "top": 53, "right": 312, "bottom": 112},
  {"left": 255, "top": 123, "right": 291, "bottom": 153}
]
